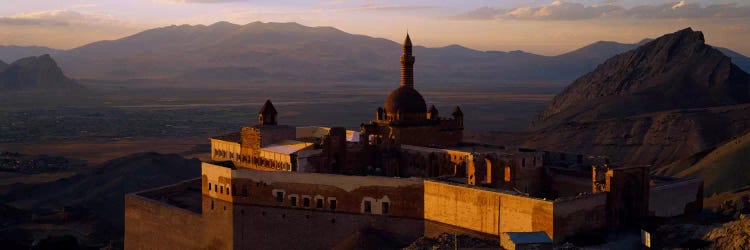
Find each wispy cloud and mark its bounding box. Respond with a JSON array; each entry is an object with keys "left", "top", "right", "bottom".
[
  {"left": 454, "top": 1, "right": 750, "bottom": 21},
  {"left": 0, "top": 10, "right": 143, "bottom": 49},
  {"left": 162, "top": 0, "right": 244, "bottom": 3},
  {"left": 0, "top": 10, "right": 124, "bottom": 26},
  {"left": 333, "top": 4, "right": 439, "bottom": 12}
]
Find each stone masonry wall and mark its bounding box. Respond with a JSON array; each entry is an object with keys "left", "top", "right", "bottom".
[{"left": 423, "top": 180, "right": 555, "bottom": 238}]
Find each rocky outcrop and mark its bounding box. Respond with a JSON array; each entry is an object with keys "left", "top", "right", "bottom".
[
  {"left": 533, "top": 28, "right": 750, "bottom": 128},
  {"left": 525, "top": 28, "right": 750, "bottom": 168},
  {"left": 0, "top": 54, "right": 80, "bottom": 91},
  {"left": 403, "top": 233, "right": 500, "bottom": 250}
]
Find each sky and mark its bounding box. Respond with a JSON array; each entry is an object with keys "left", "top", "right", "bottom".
[{"left": 0, "top": 0, "right": 749, "bottom": 56}]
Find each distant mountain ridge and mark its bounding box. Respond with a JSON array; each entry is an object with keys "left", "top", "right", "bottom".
[
  {"left": 0, "top": 45, "right": 61, "bottom": 63},
  {"left": 0, "top": 54, "right": 81, "bottom": 91},
  {"left": 524, "top": 28, "right": 750, "bottom": 168},
  {"left": 2, "top": 22, "right": 749, "bottom": 86}
]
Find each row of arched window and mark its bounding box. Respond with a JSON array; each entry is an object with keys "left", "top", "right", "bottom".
[
  {"left": 207, "top": 182, "right": 251, "bottom": 197},
  {"left": 236, "top": 155, "right": 291, "bottom": 171},
  {"left": 213, "top": 149, "right": 292, "bottom": 171}
]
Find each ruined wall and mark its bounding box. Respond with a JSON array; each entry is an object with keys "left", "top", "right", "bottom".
[
  {"left": 552, "top": 193, "right": 607, "bottom": 241},
  {"left": 649, "top": 178, "right": 703, "bottom": 217},
  {"left": 423, "top": 180, "right": 554, "bottom": 238},
  {"left": 547, "top": 169, "right": 592, "bottom": 198},
  {"left": 400, "top": 145, "right": 470, "bottom": 178},
  {"left": 391, "top": 125, "right": 462, "bottom": 147}
]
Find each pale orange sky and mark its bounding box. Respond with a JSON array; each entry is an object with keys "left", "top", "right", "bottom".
[{"left": 0, "top": 0, "right": 748, "bottom": 55}]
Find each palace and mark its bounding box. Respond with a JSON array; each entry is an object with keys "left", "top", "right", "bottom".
[{"left": 124, "top": 34, "right": 703, "bottom": 250}]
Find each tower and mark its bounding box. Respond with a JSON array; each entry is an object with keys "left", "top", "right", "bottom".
[
  {"left": 400, "top": 33, "right": 415, "bottom": 88},
  {"left": 259, "top": 99, "right": 278, "bottom": 125},
  {"left": 428, "top": 105, "right": 439, "bottom": 120}
]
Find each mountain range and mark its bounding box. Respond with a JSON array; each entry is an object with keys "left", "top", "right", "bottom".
[
  {"left": 523, "top": 28, "right": 750, "bottom": 195},
  {"left": 1, "top": 22, "right": 748, "bottom": 86}
]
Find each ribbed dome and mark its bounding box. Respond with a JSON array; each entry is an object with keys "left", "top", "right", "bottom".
[{"left": 384, "top": 86, "right": 427, "bottom": 114}]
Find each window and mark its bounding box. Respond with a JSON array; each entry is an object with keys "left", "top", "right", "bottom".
[
  {"left": 220, "top": 186, "right": 224, "bottom": 194},
  {"left": 211, "top": 200, "right": 214, "bottom": 210},
  {"left": 276, "top": 192, "right": 284, "bottom": 202},
  {"left": 291, "top": 197, "right": 298, "bottom": 207},
  {"left": 316, "top": 199, "right": 324, "bottom": 208},
  {"left": 382, "top": 202, "right": 390, "bottom": 214},
  {"left": 208, "top": 182, "right": 212, "bottom": 191},
  {"left": 504, "top": 166, "right": 511, "bottom": 183},
  {"left": 214, "top": 184, "right": 218, "bottom": 192},
  {"left": 303, "top": 198, "right": 311, "bottom": 207},
  {"left": 364, "top": 201, "right": 372, "bottom": 213},
  {"left": 330, "top": 200, "right": 337, "bottom": 211}
]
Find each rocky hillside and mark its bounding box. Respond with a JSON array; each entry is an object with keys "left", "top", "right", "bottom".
[
  {"left": 533, "top": 28, "right": 750, "bottom": 127},
  {"left": 1, "top": 152, "right": 200, "bottom": 232},
  {"left": 0, "top": 54, "right": 80, "bottom": 91},
  {"left": 0, "top": 60, "right": 7, "bottom": 72},
  {"left": 654, "top": 130, "right": 750, "bottom": 195},
  {"left": 525, "top": 28, "right": 750, "bottom": 168},
  {"left": 656, "top": 215, "right": 750, "bottom": 249}
]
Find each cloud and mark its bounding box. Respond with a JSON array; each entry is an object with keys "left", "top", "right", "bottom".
[
  {"left": 454, "top": 1, "right": 750, "bottom": 21},
  {"left": 452, "top": 6, "right": 506, "bottom": 20},
  {"left": 335, "top": 5, "right": 439, "bottom": 12},
  {"left": 0, "top": 10, "right": 128, "bottom": 27},
  {"left": 0, "top": 10, "right": 143, "bottom": 49},
  {"left": 507, "top": 1, "right": 623, "bottom": 20},
  {"left": 162, "top": 0, "right": 244, "bottom": 3}
]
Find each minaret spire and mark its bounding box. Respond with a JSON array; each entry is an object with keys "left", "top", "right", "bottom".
[{"left": 400, "top": 32, "right": 415, "bottom": 88}]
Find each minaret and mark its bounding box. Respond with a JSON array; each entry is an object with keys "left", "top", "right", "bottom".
[{"left": 400, "top": 33, "right": 415, "bottom": 88}]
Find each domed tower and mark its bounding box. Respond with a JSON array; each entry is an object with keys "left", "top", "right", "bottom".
[
  {"left": 360, "top": 32, "right": 464, "bottom": 148},
  {"left": 383, "top": 33, "right": 427, "bottom": 125}
]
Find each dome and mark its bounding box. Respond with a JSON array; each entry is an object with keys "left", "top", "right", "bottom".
[{"left": 384, "top": 86, "right": 427, "bottom": 115}]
